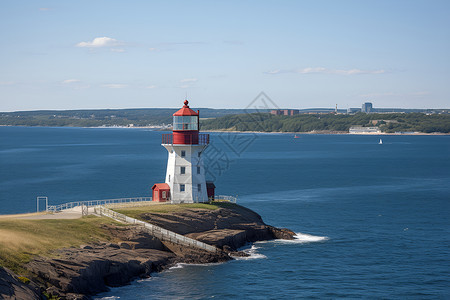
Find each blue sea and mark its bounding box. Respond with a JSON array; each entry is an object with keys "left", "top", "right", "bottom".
[{"left": 1, "top": 127, "right": 449, "bottom": 299}]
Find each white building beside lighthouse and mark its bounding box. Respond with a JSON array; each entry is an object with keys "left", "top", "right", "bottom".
[{"left": 152, "top": 100, "right": 210, "bottom": 203}]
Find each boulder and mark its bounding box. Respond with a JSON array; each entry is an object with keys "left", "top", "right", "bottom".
[{"left": 0, "top": 266, "right": 42, "bottom": 300}]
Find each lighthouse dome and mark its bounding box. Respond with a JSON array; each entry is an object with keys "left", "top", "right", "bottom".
[
  {"left": 172, "top": 100, "right": 200, "bottom": 144},
  {"left": 173, "top": 100, "right": 198, "bottom": 116}
]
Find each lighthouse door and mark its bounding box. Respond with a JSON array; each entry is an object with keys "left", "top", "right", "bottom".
[{"left": 162, "top": 191, "right": 167, "bottom": 200}]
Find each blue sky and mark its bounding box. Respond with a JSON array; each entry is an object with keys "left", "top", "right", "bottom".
[{"left": 1, "top": 0, "right": 449, "bottom": 111}]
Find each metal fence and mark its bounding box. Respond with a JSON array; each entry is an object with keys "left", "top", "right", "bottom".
[
  {"left": 46, "top": 197, "right": 152, "bottom": 213},
  {"left": 44, "top": 195, "right": 237, "bottom": 213},
  {"left": 95, "top": 205, "right": 218, "bottom": 253}
]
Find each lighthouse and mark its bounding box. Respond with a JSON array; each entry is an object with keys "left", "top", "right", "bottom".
[{"left": 152, "top": 100, "right": 210, "bottom": 203}]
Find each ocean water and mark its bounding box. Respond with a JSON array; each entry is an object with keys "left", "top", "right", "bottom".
[{"left": 1, "top": 127, "right": 449, "bottom": 299}]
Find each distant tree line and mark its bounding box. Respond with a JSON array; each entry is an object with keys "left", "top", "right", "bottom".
[
  {"left": 2, "top": 109, "right": 449, "bottom": 133},
  {"left": 0, "top": 108, "right": 257, "bottom": 128},
  {"left": 200, "top": 112, "right": 450, "bottom": 133}
]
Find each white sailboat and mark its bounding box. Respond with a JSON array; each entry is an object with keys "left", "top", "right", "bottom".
[{"left": 379, "top": 138, "right": 383, "bottom": 144}]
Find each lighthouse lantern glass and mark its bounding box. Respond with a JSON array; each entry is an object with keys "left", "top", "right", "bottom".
[{"left": 173, "top": 116, "right": 198, "bottom": 131}]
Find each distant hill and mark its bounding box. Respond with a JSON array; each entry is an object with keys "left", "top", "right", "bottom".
[
  {"left": 2, "top": 108, "right": 449, "bottom": 133},
  {"left": 0, "top": 108, "right": 264, "bottom": 127},
  {"left": 200, "top": 112, "right": 450, "bottom": 133}
]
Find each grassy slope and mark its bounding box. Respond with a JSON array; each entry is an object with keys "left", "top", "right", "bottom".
[
  {"left": 0, "top": 216, "right": 125, "bottom": 274},
  {"left": 113, "top": 203, "right": 222, "bottom": 219},
  {"left": 0, "top": 203, "right": 237, "bottom": 274}
]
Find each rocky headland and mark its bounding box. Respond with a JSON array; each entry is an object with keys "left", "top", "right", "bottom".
[{"left": 0, "top": 203, "right": 295, "bottom": 300}]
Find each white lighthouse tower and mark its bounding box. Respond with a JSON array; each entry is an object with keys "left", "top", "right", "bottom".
[{"left": 153, "top": 100, "right": 210, "bottom": 203}]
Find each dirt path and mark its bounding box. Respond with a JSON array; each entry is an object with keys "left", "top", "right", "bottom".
[{"left": 0, "top": 206, "right": 94, "bottom": 220}]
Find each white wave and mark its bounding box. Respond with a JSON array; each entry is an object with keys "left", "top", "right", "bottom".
[
  {"left": 169, "top": 263, "right": 184, "bottom": 270},
  {"left": 95, "top": 297, "right": 120, "bottom": 300},
  {"left": 257, "top": 232, "right": 329, "bottom": 245},
  {"left": 232, "top": 245, "right": 267, "bottom": 260},
  {"left": 169, "top": 262, "right": 225, "bottom": 269},
  {"left": 291, "top": 232, "right": 328, "bottom": 243}
]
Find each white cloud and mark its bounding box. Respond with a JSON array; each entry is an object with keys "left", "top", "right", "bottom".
[
  {"left": 0, "top": 81, "right": 15, "bottom": 86},
  {"left": 101, "top": 84, "right": 128, "bottom": 89},
  {"left": 178, "top": 78, "right": 198, "bottom": 89},
  {"left": 266, "top": 69, "right": 282, "bottom": 75},
  {"left": 265, "top": 67, "right": 386, "bottom": 75},
  {"left": 62, "top": 79, "right": 80, "bottom": 84},
  {"left": 61, "top": 79, "right": 90, "bottom": 89},
  {"left": 76, "top": 37, "right": 121, "bottom": 48},
  {"left": 180, "top": 78, "right": 198, "bottom": 83},
  {"left": 146, "top": 85, "right": 157, "bottom": 89},
  {"left": 111, "top": 48, "right": 125, "bottom": 53}
]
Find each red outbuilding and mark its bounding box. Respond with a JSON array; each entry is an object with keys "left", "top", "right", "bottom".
[
  {"left": 206, "top": 181, "right": 216, "bottom": 200},
  {"left": 152, "top": 183, "right": 170, "bottom": 202}
]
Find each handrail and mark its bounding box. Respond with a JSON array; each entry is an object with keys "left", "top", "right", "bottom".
[
  {"left": 95, "top": 205, "right": 218, "bottom": 253},
  {"left": 45, "top": 194, "right": 238, "bottom": 213},
  {"left": 161, "top": 133, "right": 209, "bottom": 145},
  {"left": 46, "top": 197, "right": 152, "bottom": 213}
]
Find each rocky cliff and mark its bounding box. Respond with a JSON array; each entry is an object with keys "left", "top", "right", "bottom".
[
  {"left": 0, "top": 266, "right": 43, "bottom": 300},
  {"left": 138, "top": 203, "right": 294, "bottom": 251},
  {"left": 1, "top": 204, "right": 294, "bottom": 300}
]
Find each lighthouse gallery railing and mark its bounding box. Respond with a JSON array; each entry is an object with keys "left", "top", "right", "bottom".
[{"left": 161, "top": 133, "right": 209, "bottom": 145}]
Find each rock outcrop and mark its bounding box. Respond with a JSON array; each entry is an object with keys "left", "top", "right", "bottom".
[
  {"left": 0, "top": 266, "right": 42, "bottom": 300},
  {"left": 139, "top": 204, "right": 295, "bottom": 250},
  {"left": 5, "top": 204, "right": 294, "bottom": 299}
]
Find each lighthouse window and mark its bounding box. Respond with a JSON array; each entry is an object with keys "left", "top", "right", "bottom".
[
  {"left": 181, "top": 150, "right": 186, "bottom": 157},
  {"left": 173, "top": 116, "right": 198, "bottom": 131},
  {"left": 197, "top": 166, "right": 200, "bottom": 174},
  {"left": 180, "top": 167, "right": 186, "bottom": 174},
  {"left": 180, "top": 184, "right": 185, "bottom": 192},
  {"left": 198, "top": 184, "right": 202, "bottom": 192}
]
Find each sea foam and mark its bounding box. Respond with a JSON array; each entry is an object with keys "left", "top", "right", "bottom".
[
  {"left": 292, "top": 232, "right": 329, "bottom": 243},
  {"left": 232, "top": 245, "right": 268, "bottom": 260},
  {"left": 256, "top": 232, "right": 329, "bottom": 245}
]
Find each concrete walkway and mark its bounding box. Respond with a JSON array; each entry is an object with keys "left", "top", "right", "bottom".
[
  {"left": 0, "top": 201, "right": 165, "bottom": 220},
  {"left": 0, "top": 206, "right": 93, "bottom": 220}
]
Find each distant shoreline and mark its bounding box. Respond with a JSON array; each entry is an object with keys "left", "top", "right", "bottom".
[
  {"left": 1, "top": 125, "right": 449, "bottom": 135},
  {"left": 202, "top": 129, "right": 450, "bottom": 136}
]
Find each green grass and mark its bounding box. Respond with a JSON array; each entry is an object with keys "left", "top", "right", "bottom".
[
  {"left": 0, "top": 215, "right": 124, "bottom": 274},
  {"left": 113, "top": 202, "right": 234, "bottom": 220}
]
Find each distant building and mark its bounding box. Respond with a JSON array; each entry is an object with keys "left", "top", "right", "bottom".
[
  {"left": 270, "top": 109, "right": 299, "bottom": 116},
  {"left": 362, "top": 102, "right": 373, "bottom": 113},
  {"left": 347, "top": 108, "right": 361, "bottom": 114},
  {"left": 349, "top": 126, "right": 381, "bottom": 134}
]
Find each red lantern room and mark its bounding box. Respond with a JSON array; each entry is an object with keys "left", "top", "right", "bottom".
[{"left": 172, "top": 100, "right": 200, "bottom": 144}]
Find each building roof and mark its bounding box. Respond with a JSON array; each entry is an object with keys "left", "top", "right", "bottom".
[
  {"left": 152, "top": 183, "right": 170, "bottom": 190},
  {"left": 173, "top": 100, "right": 199, "bottom": 116}
]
